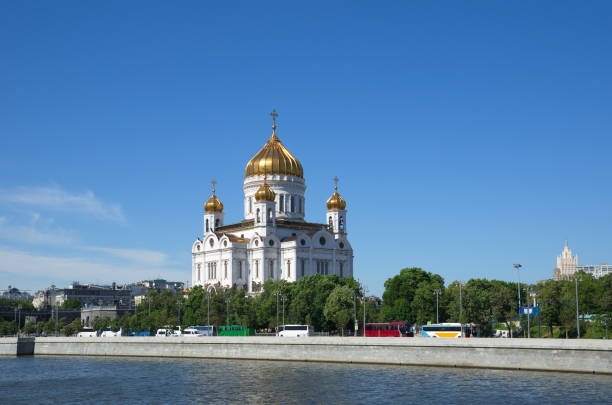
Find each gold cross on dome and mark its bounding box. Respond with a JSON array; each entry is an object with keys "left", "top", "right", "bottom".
[
  {"left": 211, "top": 180, "right": 217, "bottom": 194},
  {"left": 270, "top": 109, "right": 279, "bottom": 132},
  {"left": 333, "top": 176, "right": 339, "bottom": 191}
]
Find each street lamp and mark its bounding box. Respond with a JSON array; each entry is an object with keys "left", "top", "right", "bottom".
[
  {"left": 351, "top": 293, "right": 358, "bottom": 336},
  {"left": 274, "top": 290, "right": 282, "bottom": 332},
  {"left": 433, "top": 289, "right": 441, "bottom": 324},
  {"left": 281, "top": 296, "right": 287, "bottom": 327},
  {"left": 529, "top": 289, "right": 539, "bottom": 338},
  {"left": 225, "top": 297, "right": 231, "bottom": 324},
  {"left": 458, "top": 281, "right": 464, "bottom": 338},
  {"left": 206, "top": 285, "right": 215, "bottom": 329},
  {"left": 575, "top": 275, "right": 581, "bottom": 339},
  {"left": 361, "top": 286, "right": 369, "bottom": 338},
  {"left": 513, "top": 264, "right": 522, "bottom": 338},
  {"left": 177, "top": 300, "right": 182, "bottom": 327}
]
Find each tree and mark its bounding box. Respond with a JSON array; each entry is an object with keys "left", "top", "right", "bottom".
[
  {"left": 323, "top": 286, "right": 354, "bottom": 335},
  {"left": 411, "top": 280, "right": 441, "bottom": 325},
  {"left": 92, "top": 317, "right": 111, "bottom": 332},
  {"left": 60, "top": 298, "right": 82, "bottom": 309},
  {"left": 537, "top": 280, "right": 562, "bottom": 337},
  {"left": 381, "top": 267, "right": 443, "bottom": 323}
]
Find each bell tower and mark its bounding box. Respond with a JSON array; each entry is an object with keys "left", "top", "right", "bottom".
[
  {"left": 203, "top": 180, "right": 224, "bottom": 234},
  {"left": 326, "top": 176, "right": 347, "bottom": 237}
]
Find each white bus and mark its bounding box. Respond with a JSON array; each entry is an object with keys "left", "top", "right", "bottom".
[
  {"left": 421, "top": 323, "right": 463, "bottom": 338},
  {"left": 277, "top": 325, "right": 313, "bottom": 337}
]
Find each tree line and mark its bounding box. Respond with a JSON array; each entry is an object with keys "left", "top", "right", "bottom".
[
  {"left": 2, "top": 269, "right": 610, "bottom": 338},
  {"left": 94, "top": 274, "right": 378, "bottom": 335},
  {"left": 381, "top": 268, "right": 611, "bottom": 338}
]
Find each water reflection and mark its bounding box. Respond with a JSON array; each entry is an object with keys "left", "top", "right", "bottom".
[{"left": 0, "top": 356, "right": 610, "bottom": 404}]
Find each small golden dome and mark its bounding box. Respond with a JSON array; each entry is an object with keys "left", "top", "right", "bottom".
[
  {"left": 255, "top": 181, "right": 276, "bottom": 202},
  {"left": 326, "top": 191, "right": 346, "bottom": 210},
  {"left": 245, "top": 115, "right": 303, "bottom": 178},
  {"left": 204, "top": 194, "right": 224, "bottom": 213}
]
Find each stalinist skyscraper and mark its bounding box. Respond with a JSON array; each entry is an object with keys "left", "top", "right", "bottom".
[{"left": 553, "top": 241, "right": 578, "bottom": 280}]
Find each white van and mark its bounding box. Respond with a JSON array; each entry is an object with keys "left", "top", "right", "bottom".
[
  {"left": 76, "top": 328, "right": 97, "bottom": 337},
  {"left": 185, "top": 325, "right": 216, "bottom": 336},
  {"left": 100, "top": 328, "right": 122, "bottom": 337},
  {"left": 277, "top": 325, "right": 313, "bottom": 337}
]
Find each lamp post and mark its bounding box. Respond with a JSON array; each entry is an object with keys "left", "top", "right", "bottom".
[
  {"left": 433, "top": 289, "right": 441, "bottom": 324},
  {"left": 225, "top": 298, "right": 231, "bottom": 324},
  {"left": 361, "top": 286, "right": 369, "bottom": 338},
  {"left": 525, "top": 290, "right": 531, "bottom": 339},
  {"left": 274, "top": 290, "right": 281, "bottom": 332},
  {"left": 281, "top": 296, "right": 287, "bottom": 327},
  {"left": 458, "top": 281, "right": 464, "bottom": 338},
  {"left": 513, "top": 264, "right": 522, "bottom": 338},
  {"left": 206, "top": 285, "right": 215, "bottom": 329},
  {"left": 575, "top": 275, "right": 581, "bottom": 339},
  {"left": 54, "top": 305, "right": 58, "bottom": 336},
  {"left": 529, "top": 289, "right": 540, "bottom": 338},
  {"left": 177, "top": 300, "right": 182, "bottom": 327},
  {"left": 351, "top": 293, "right": 358, "bottom": 336}
]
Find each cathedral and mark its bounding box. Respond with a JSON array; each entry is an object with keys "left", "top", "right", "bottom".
[{"left": 191, "top": 111, "right": 353, "bottom": 293}]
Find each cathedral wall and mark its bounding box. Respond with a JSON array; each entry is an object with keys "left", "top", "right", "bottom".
[{"left": 243, "top": 175, "right": 306, "bottom": 221}]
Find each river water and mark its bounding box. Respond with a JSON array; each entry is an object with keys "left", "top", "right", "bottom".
[{"left": 1, "top": 356, "right": 610, "bottom": 404}]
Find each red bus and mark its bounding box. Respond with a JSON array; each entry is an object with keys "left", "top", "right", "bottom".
[{"left": 365, "top": 322, "right": 413, "bottom": 337}]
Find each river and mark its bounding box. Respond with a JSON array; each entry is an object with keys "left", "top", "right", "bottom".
[{"left": 1, "top": 356, "right": 610, "bottom": 404}]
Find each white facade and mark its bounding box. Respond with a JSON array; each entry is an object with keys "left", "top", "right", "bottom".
[
  {"left": 577, "top": 264, "right": 612, "bottom": 279},
  {"left": 191, "top": 123, "right": 353, "bottom": 293}
]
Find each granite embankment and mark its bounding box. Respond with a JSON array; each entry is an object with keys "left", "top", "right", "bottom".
[{"left": 2, "top": 336, "right": 611, "bottom": 374}]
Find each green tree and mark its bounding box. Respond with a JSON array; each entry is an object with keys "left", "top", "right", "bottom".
[
  {"left": 60, "top": 298, "right": 82, "bottom": 309},
  {"left": 323, "top": 285, "right": 354, "bottom": 335},
  {"left": 92, "top": 317, "right": 111, "bottom": 332},
  {"left": 537, "top": 280, "right": 562, "bottom": 337},
  {"left": 381, "top": 268, "right": 443, "bottom": 323}
]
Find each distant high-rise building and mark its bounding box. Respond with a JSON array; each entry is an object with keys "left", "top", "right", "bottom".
[
  {"left": 576, "top": 264, "right": 612, "bottom": 279},
  {"left": 552, "top": 241, "right": 611, "bottom": 280},
  {"left": 553, "top": 241, "right": 578, "bottom": 280}
]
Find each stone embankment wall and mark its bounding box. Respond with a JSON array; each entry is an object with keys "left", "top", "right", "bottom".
[
  {"left": 30, "top": 336, "right": 612, "bottom": 374},
  {"left": 0, "top": 337, "right": 35, "bottom": 356}
]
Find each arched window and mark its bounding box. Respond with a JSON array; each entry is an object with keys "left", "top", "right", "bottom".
[
  {"left": 269, "top": 260, "right": 274, "bottom": 278},
  {"left": 239, "top": 261, "right": 243, "bottom": 279},
  {"left": 339, "top": 262, "right": 343, "bottom": 277},
  {"left": 248, "top": 197, "right": 252, "bottom": 213},
  {"left": 197, "top": 264, "right": 201, "bottom": 281},
  {"left": 255, "top": 260, "right": 259, "bottom": 278},
  {"left": 215, "top": 218, "right": 219, "bottom": 228},
  {"left": 328, "top": 216, "right": 333, "bottom": 230},
  {"left": 279, "top": 195, "right": 284, "bottom": 213},
  {"left": 205, "top": 219, "right": 209, "bottom": 232},
  {"left": 256, "top": 208, "right": 260, "bottom": 223},
  {"left": 268, "top": 208, "right": 273, "bottom": 222},
  {"left": 290, "top": 196, "right": 295, "bottom": 212},
  {"left": 287, "top": 260, "right": 291, "bottom": 278},
  {"left": 339, "top": 216, "right": 344, "bottom": 232},
  {"left": 224, "top": 261, "right": 228, "bottom": 279}
]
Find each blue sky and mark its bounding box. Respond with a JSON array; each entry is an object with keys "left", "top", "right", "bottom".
[{"left": 1, "top": 1, "right": 611, "bottom": 296}]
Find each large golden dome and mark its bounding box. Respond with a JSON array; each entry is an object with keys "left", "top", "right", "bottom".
[{"left": 245, "top": 133, "right": 303, "bottom": 178}]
